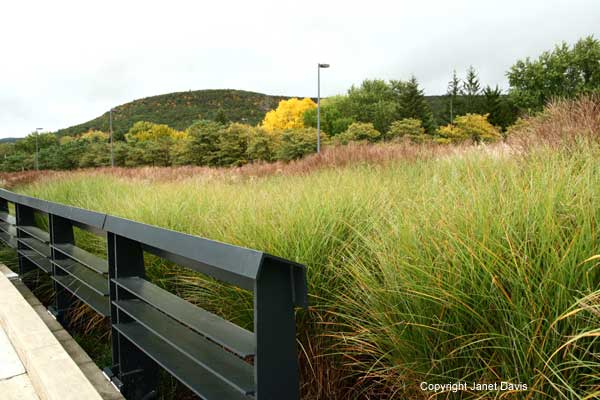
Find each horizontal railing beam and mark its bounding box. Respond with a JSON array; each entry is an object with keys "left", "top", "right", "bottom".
[
  {"left": 0, "top": 189, "right": 106, "bottom": 230},
  {"left": 105, "top": 215, "right": 264, "bottom": 289}
]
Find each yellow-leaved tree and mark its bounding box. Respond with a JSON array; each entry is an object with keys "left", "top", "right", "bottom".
[
  {"left": 125, "top": 121, "right": 188, "bottom": 142},
  {"left": 262, "top": 98, "right": 316, "bottom": 132},
  {"left": 437, "top": 114, "right": 501, "bottom": 143}
]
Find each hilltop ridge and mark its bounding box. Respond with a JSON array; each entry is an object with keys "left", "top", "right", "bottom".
[{"left": 54, "top": 89, "right": 294, "bottom": 139}]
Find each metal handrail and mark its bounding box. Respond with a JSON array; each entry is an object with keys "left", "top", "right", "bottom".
[{"left": 0, "top": 188, "right": 307, "bottom": 400}]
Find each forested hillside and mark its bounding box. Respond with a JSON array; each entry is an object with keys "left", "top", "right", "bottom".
[
  {"left": 55, "top": 89, "right": 293, "bottom": 140},
  {"left": 54, "top": 89, "right": 457, "bottom": 140}
]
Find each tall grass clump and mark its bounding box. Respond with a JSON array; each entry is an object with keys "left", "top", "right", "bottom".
[{"left": 3, "top": 97, "right": 600, "bottom": 399}]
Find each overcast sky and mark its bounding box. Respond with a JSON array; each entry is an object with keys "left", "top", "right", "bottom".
[{"left": 1, "top": 0, "right": 598, "bottom": 138}]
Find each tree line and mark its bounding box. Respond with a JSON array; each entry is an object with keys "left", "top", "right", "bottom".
[{"left": 1, "top": 36, "right": 598, "bottom": 172}]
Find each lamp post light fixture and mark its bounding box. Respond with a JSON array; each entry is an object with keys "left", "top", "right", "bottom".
[
  {"left": 317, "top": 63, "right": 330, "bottom": 154},
  {"left": 34, "top": 127, "right": 43, "bottom": 170},
  {"left": 109, "top": 108, "right": 115, "bottom": 167}
]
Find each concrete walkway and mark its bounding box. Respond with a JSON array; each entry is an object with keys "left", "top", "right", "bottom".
[{"left": 0, "top": 324, "right": 39, "bottom": 399}]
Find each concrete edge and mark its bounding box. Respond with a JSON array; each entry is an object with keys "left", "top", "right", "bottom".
[{"left": 0, "top": 264, "right": 122, "bottom": 400}]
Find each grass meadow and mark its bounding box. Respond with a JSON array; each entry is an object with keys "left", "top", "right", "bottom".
[{"left": 2, "top": 97, "right": 600, "bottom": 399}]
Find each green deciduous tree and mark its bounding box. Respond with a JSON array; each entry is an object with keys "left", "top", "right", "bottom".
[
  {"left": 507, "top": 36, "right": 600, "bottom": 110},
  {"left": 14, "top": 132, "right": 58, "bottom": 154},
  {"left": 113, "top": 142, "right": 132, "bottom": 167},
  {"left": 186, "top": 120, "right": 224, "bottom": 166},
  {"left": 303, "top": 95, "right": 355, "bottom": 136},
  {"left": 78, "top": 143, "right": 111, "bottom": 168},
  {"left": 247, "top": 127, "right": 277, "bottom": 162},
  {"left": 1, "top": 152, "right": 32, "bottom": 172},
  {"left": 169, "top": 138, "right": 193, "bottom": 166},
  {"left": 346, "top": 80, "right": 398, "bottom": 133},
  {"left": 217, "top": 123, "right": 250, "bottom": 167},
  {"left": 276, "top": 128, "right": 320, "bottom": 161}
]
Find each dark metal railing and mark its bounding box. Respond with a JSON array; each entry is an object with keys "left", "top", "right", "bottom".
[{"left": 0, "top": 188, "right": 307, "bottom": 400}]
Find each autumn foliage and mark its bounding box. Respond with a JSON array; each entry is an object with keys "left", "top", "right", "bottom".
[
  {"left": 261, "top": 97, "right": 316, "bottom": 131},
  {"left": 437, "top": 113, "right": 501, "bottom": 143}
]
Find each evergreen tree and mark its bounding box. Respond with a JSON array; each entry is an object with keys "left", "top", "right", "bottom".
[
  {"left": 482, "top": 85, "right": 518, "bottom": 130},
  {"left": 463, "top": 66, "right": 481, "bottom": 113},
  {"left": 445, "top": 69, "right": 461, "bottom": 124},
  {"left": 463, "top": 66, "right": 481, "bottom": 96},
  {"left": 483, "top": 85, "right": 502, "bottom": 126},
  {"left": 397, "top": 76, "right": 434, "bottom": 132}
]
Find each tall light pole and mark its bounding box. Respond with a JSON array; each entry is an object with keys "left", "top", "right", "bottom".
[
  {"left": 109, "top": 108, "right": 115, "bottom": 167},
  {"left": 34, "top": 127, "right": 43, "bottom": 170},
  {"left": 317, "top": 63, "right": 330, "bottom": 154}
]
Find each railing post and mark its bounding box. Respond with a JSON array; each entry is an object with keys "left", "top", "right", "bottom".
[
  {"left": 48, "top": 215, "right": 75, "bottom": 324},
  {"left": 254, "top": 258, "right": 300, "bottom": 400},
  {"left": 15, "top": 204, "right": 36, "bottom": 276},
  {"left": 0, "top": 198, "right": 8, "bottom": 213},
  {"left": 107, "top": 233, "right": 158, "bottom": 400}
]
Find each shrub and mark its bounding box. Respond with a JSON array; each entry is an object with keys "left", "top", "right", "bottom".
[
  {"left": 437, "top": 113, "right": 501, "bottom": 143},
  {"left": 276, "top": 128, "right": 320, "bottom": 161},
  {"left": 386, "top": 118, "right": 425, "bottom": 141},
  {"left": 336, "top": 122, "right": 381, "bottom": 144},
  {"left": 247, "top": 127, "right": 279, "bottom": 162}
]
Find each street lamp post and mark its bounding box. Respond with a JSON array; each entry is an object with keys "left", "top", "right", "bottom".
[
  {"left": 34, "top": 128, "right": 43, "bottom": 170},
  {"left": 317, "top": 63, "right": 330, "bottom": 154},
  {"left": 109, "top": 108, "right": 115, "bottom": 167}
]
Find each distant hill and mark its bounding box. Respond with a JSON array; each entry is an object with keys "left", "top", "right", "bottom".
[
  {"left": 0, "top": 138, "right": 19, "bottom": 144},
  {"left": 54, "top": 89, "right": 294, "bottom": 140},
  {"left": 52, "top": 88, "right": 464, "bottom": 140}
]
